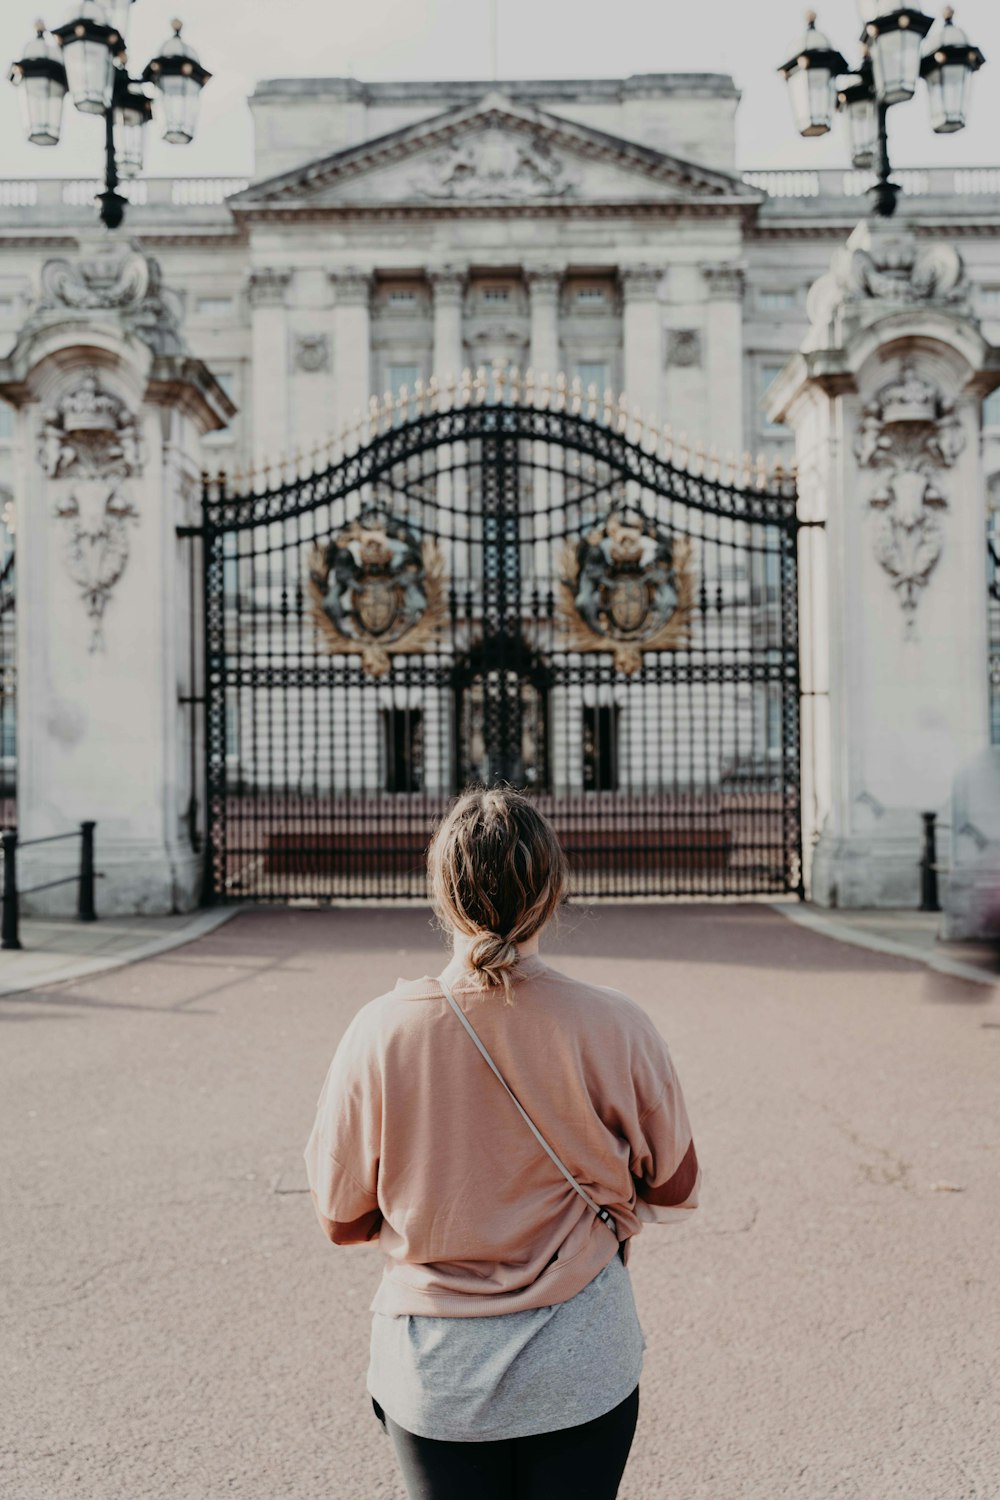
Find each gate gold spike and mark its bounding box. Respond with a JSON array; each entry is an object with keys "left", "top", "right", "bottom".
[
  {"left": 724, "top": 452, "right": 737, "bottom": 485},
  {"left": 473, "top": 366, "right": 487, "bottom": 404},
  {"left": 771, "top": 454, "right": 785, "bottom": 487},
  {"left": 397, "top": 384, "right": 410, "bottom": 423},
  {"left": 367, "top": 395, "right": 379, "bottom": 438},
  {"left": 603, "top": 387, "right": 614, "bottom": 426},
  {"left": 661, "top": 423, "right": 674, "bottom": 463},
  {"left": 586, "top": 383, "right": 598, "bottom": 421},
  {"left": 292, "top": 444, "right": 304, "bottom": 480},
  {"left": 755, "top": 452, "right": 768, "bottom": 490},
  {"left": 741, "top": 449, "right": 753, "bottom": 486},
  {"left": 569, "top": 374, "right": 582, "bottom": 415},
  {"left": 428, "top": 374, "right": 440, "bottom": 412},
  {"left": 708, "top": 446, "right": 721, "bottom": 481},
  {"left": 628, "top": 405, "right": 642, "bottom": 444},
  {"left": 676, "top": 430, "right": 689, "bottom": 469},
  {"left": 459, "top": 368, "right": 472, "bottom": 407},
  {"left": 616, "top": 393, "right": 629, "bottom": 434},
  {"left": 554, "top": 372, "right": 567, "bottom": 411},
  {"left": 524, "top": 367, "right": 536, "bottom": 405},
  {"left": 509, "top": 366, "right": 522, "bottom": 404},
  {"left": 379, "top": 391, "right": 392, "bottom": 431},
  {"left": 310, "top": 439, "right": 323, "bottom": 474},
  {"left": 646, "top": 421, "right": 660, "bottom": 455},
  {"left": 494, "top": 360, "right": 507, "bottom": 403},
  {"left": 538, "top": 372, "right": 552, "bottom": 409},
  {"left": 693, "top": 440, "right": 706, "bottom": 476},
  {"left": 413, "top": 376, "right": 425, "bottom": 416}
]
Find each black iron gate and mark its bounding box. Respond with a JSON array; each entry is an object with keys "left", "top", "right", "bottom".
[{"left": 200, "top": 395, "right": 802, "bottom": 901}]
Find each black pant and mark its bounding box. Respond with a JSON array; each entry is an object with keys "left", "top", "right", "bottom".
[{"left": 374, "top": 1385, "right": 639, "bottom": 1500}]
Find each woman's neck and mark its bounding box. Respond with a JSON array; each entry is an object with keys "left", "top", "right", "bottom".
[{"left": 452, "top": 929, "right": 541, "bottom": 964}]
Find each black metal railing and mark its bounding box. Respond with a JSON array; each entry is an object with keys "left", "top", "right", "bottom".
[{"left": 0, "top": 821, "right": 98, "bottom": 951}]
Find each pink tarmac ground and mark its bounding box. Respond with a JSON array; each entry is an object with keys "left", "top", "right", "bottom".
[{"left": 2, "top": 903, "right": 998, "bottom": 1500}]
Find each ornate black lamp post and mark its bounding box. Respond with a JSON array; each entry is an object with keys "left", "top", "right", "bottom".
[
  {"left": 8, "top": 7, "right": 210, "bottom": 230},
  {"left": 778, "top": 5, "right": 985, "bottom": 217}
]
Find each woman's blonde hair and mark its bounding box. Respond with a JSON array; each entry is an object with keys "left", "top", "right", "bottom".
[{"left": 428, "top": 786, "right": 568, "bottom": 1004}]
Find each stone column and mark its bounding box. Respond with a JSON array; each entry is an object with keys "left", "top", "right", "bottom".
[
  {"left": 0, "top": 237, "right": 231, "bottom": 913},
  {"left": 429, "top": 266, "right": 466, "bottom": 383},
  {"left": 702, "top": 263, "right": 745, "bottom": 453},
  {"left": 248, "top": 267, "right": 291, "bottom": 467},
  {"left": 329, "top": 268, "right": 373, "bottom": 432},
  {"left": 526, "top": 266, "right": 563, "bottom": 379},
  {"left": 768, "top": 218, "right": 1000, "bottom": 907},
  {"left": 621, "top": 265, "right": 664, "bottom": 420}
]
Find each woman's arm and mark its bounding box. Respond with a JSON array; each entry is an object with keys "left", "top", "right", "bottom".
[{"left": 304, "top": 1010, "right": 384, "bottom": 1248}]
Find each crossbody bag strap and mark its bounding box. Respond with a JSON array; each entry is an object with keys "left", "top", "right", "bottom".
[{"left": 438, "top": 975, "right": 617, "bottom": 1238}]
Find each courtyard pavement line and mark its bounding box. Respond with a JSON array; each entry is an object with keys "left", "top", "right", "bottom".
[
  {"left": 0, "top": 906, "right": 243, "bottom": 999},
  {"left": 770, "top": 902, "right": 998, "bottom": 989}
]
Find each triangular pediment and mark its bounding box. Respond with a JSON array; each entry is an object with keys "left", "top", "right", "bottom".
[{"left": 231, "top": 94, "right": 760, "bottom": 212}]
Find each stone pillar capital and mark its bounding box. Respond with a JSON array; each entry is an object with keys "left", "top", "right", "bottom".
[
  {"left": 247, "top": 267, "right": 292, "bottom": 308},
  {"left": 620, "top": 264, "right": 665, "bottom": 302},
  {"left": 428, "top": 265, "right": 468, "bottom": 306},
  {"left": 701, "top": 262, "right": 746, "bottom": 301},
  {"left": 525, "top": 264, "right": 566, "bottom": 300},
  {"left": 329, "top": 267, "right": 373, "bottom": 307}
]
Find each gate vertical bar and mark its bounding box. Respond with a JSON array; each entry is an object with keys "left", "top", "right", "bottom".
[
  {"left": 202, "top": 472, "right": 227, "bottom": 904},
  {"left": 480, "top": 415, "right": 524, "bottom": 785}
]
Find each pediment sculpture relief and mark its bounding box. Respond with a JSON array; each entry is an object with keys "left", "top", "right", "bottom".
[{"left": 414, "top": 129, "right": 577, "bottom": 200}]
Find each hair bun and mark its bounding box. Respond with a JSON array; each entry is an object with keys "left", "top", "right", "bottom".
[{"left": 467, "top": 931, "right": 519, "bottom": 988}]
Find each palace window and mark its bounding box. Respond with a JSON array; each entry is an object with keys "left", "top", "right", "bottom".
[
  {"left": 194, "top": 295, "right": 234, "bottom": 319},
  {"left": 582, "top": 704, "right": 620, "bottom": 792},
  {"left": 575, "top": 287, "right": 607, "bottom": 306},
  {"left": 758, "top": 289, "right": 798, "bottom": 311},
  {"left": 758, "top": 362, "right": 788, "bottom": 432},
  {"left": 977, "top": 286, "right": 1000, "bottom": 306},
  {"left": 575, "top": 361, "right": 611, "bottom": 396},
  {"left": 983, "top": 390, "right": 1000, "bottom": 429},
  {"left": 387, "top": 289, "right": 418, "bottom": 308},
  {"left": 481, "top": 286, "right": 512, "bottom": 304},
  {"left": 382, "top": 707, "right": 424, "bottom": 793}
]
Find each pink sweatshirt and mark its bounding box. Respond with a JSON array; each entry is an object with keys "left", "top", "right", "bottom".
[{"left": 304, "top": 951, "right": 700, "bottom": 1317}]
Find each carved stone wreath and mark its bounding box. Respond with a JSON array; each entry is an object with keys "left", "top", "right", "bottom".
[
  {"left": 308, "top": 509, "right": 445, "bottom": 678},
  {"left": 558, "top": 507, "right": 694, "bottom": 675}
]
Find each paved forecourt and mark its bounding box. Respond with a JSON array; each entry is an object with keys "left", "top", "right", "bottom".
[{"left": 2, "top": 904, "right": 997, "bottom": 1500}]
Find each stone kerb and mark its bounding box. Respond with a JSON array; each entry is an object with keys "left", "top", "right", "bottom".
[
  {"left": 0, "top": 236, "right": 231, "bottom": 916},
  {"left": 768, "top": 217, "right": 1000, "bottom": 911}
]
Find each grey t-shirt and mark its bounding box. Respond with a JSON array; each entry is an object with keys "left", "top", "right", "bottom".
[{"left": 366, "top": 1251, "right": 645, "bottom": 1443}]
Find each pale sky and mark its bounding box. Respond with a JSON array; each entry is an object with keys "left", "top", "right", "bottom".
[{"left": 1, "top": 0, "right": 997, "bottom": 180}]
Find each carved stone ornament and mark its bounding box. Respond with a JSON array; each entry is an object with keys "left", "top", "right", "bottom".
[
  {"left": 292, "top": 333, "right": 330, "bottom": 374},
  {"left": 415, "top": 129, "right": 577, "bottom": 200},
  {"left": 30, "top": 238, "right": 185, "bottom": 356},
  {"left": 667, "top": 329, "right": 702, "bottom": 368},
  {"left": 805, "top": 222, "right": 970, "bottom": 337},
  {"left": 37, "top": 370, "right": 145, "bottom": 651},
  {"left": 854, "top": 360, "right": 966, "bottom": 630},
  {"left": 308, "top": 508, "right": 445, "bottom": 678},
  {"left": 559, "top": 506, "right": 694, "bottom": 675}
]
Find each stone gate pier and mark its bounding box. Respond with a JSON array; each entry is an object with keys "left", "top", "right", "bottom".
[
  {"left": 770, "top": 218, "right": 1000, "bottom": 912},
  {"left": 0, "top": 236, "right": 231, "bottom": 913}
]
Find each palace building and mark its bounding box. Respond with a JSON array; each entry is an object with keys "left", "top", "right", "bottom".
[{"left": 0, "top": 73, "right": 998, "bottom": 906}]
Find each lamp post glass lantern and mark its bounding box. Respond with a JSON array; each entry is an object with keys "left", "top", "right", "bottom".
[
  {"left": 8, "top": 6, "right": 210, "bottom": 229},
  {"left": 778, "top": 5, "right": 985, "bottom": 217},
  {"left": 8, "top": 24, "right": 68, "bottom": 146}
]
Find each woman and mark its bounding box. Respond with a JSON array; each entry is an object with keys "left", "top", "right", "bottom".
[{"left": 305, "top": 787, "right": 701, "bottom": 1500}]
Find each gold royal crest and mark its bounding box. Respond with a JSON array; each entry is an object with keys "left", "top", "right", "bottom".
[
  {"left": 559, "top": 506, "right": 694, "bottom": 675},
  {"left": 308, "top": 509, "right": 445, "bottom": 678}
]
